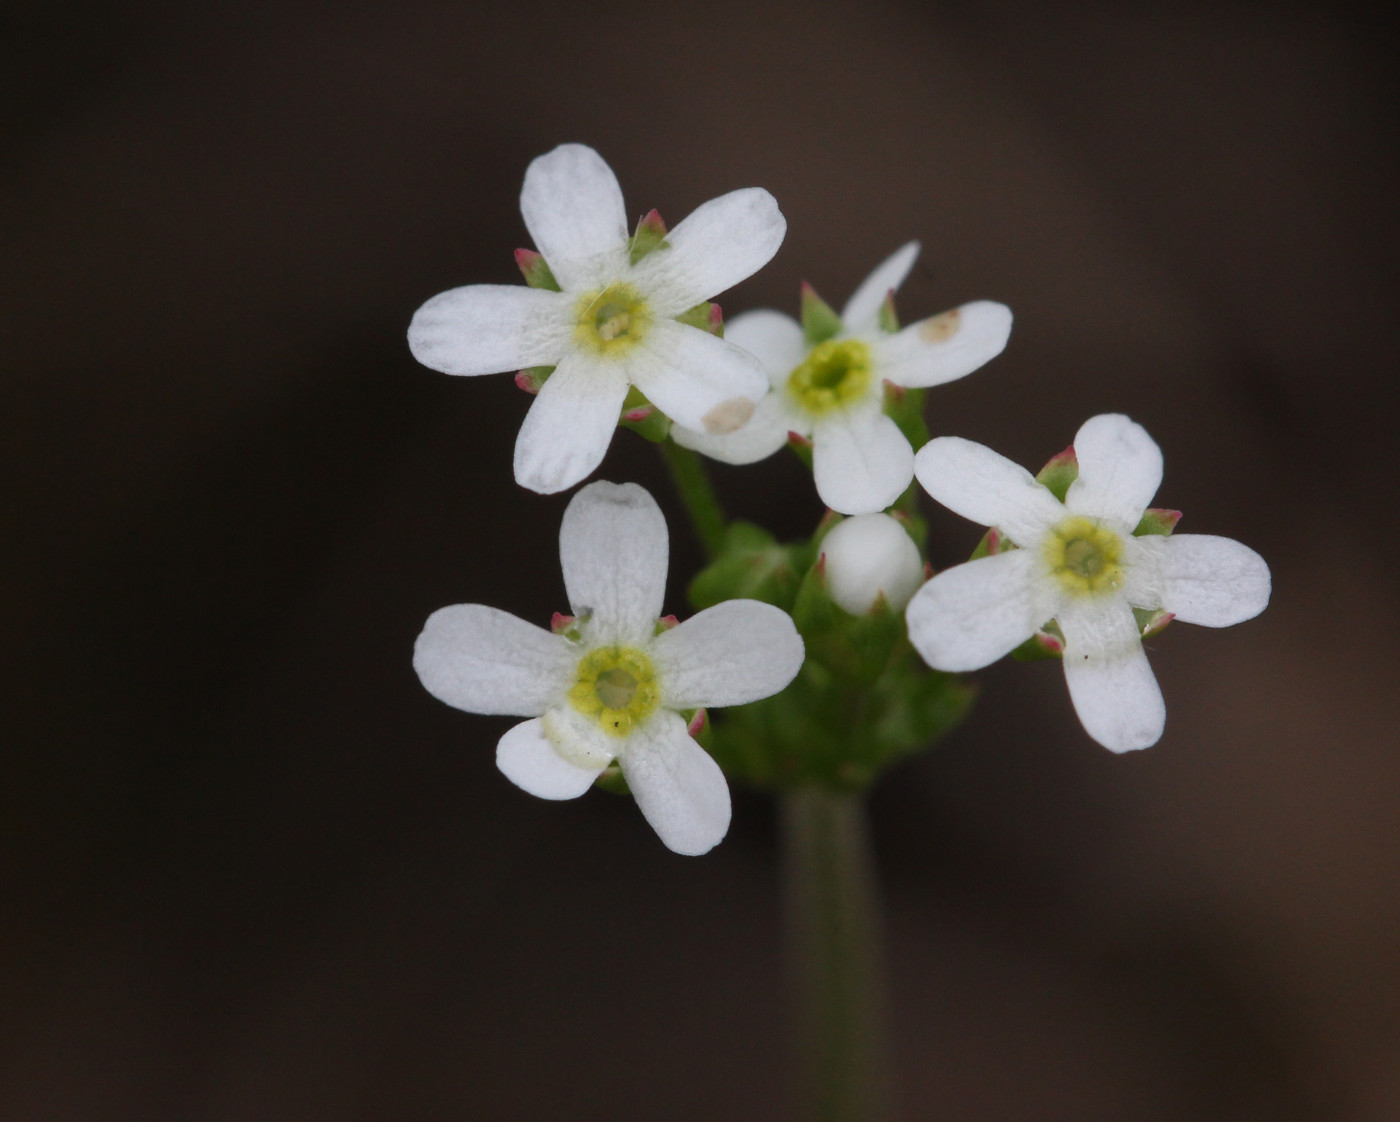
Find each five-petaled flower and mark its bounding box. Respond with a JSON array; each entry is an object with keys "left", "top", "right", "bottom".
[
  {"left": 904, "top": 414, "right": 1271, "bottom": 751},
  {"left": 671, "top": 242, "right": 1012, "bottom": 515},
  {"left": 408, "top": 144, "right": 786, "bottom": 496},
  {"left": 413, "top": 481, "right": 805, "bottom": 854}
]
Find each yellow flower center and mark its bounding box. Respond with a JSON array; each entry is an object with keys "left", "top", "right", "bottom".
[
  {"left": 1043, "top": 516, "right": 1125, "bottom": 596},
  {"left": 567, "top": 646, "right": 660, "bottom": 736},
  {"left": 573, "top": 283, "right": 652, "bottom": 354},
  {"left": 786, "top": 339, "right": 872, "bottom": 415}
]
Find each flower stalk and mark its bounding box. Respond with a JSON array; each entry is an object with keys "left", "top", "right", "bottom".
[
  {"left": 782, "top": 785, "right": 892, "bottom": 1122},
  {"left": 658, "top": 439, "right": 728, "bottom": 561}
]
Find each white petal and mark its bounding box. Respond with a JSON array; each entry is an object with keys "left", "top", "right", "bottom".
[
  {"left": 619, "top": 712, "right": 731, "bottom": 855},
  {"left": 870, "top": 301, "right": 1012, "bottom": 389},
  {"left": 496, "top": 718, "right": 606, "bottom": 800},
  {"left": 414, "top": 604, "right": 575, "bottom": 716},
  {"left": 626, "top": 319, "right": 768, "bottom": 433},
  {"left": 559, "top": 481, "right": 669, "bottom": 644},
  {"left": 821, "top": 513, "right": 925, "bottom": 615},
  {"left": 840, "top": 242, "right": 921, "bottom": 336},
  {"left": 1064, "top": 414, "right": 1163, "bottom": 531},
  {"left": 723, "top": 309, "right": 807, "bottom": 388},
  {"left": 408, "top": 285, "right": 572, "bottom": 375},
  {"left": 540, "top": 703, "right": 622, "bottom": 769},
  {"left": 905, "top": 550, "right": 1050, "bottom": 672},
  {"left": 651, "top": 600, "right": 804, "bottom": 709},
  {"left": 1128, "top": 533, "right": 1271, "bottom": 627},
  {"left": 513, "top": 353, "right": 630, "bottom": 495},
  {"left": 630, "top": 188, "right": 786, "bottom": 316},
  {"left": 812, "top": 408, "right": 915, "bottom": 515},
  {"left": 1058, "top": 597, "right": 1165, "bottom": 751},
  {"left": 670, "top": 391, "right": 793, "bottom": 465},
  {"left": 914, "top": 437, "right": 1064, "bottom": 546},
  {"left": 519, "top": 144, "right": 630, "bottom": 291}
]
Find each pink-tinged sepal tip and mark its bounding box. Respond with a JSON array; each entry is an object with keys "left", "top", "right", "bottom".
[
  {"left": 1033, "top": 629, "right": 1064, "bottom": 656},
  {"left": 515, "top": 368, "right": 544, "bottom": 394},
  {"left": 622, "top": 404, "right": 656, "bottom": 423},
  {"left": 787, "top": 431, "right": 813, "bottom": 450},
  {"left": 1134, "top": 508, "right": 1183, "bottom": 537},
  {"left": 686, "top": 708, "right": 708, "bottom": 738},
  {"left": 636, "top": 208, "right": 667, "bottom": 237},
  {"left": 970, "top": 526, "right": 1007, "bottom": 560},
  {"left": 628, "top": 209, "right": 669, "bottom": 265},
  {"left": 708, "top": 302, "right": 724, "bottom": 332},
  {"left": 882, "top": 378, "right": 907, "bottom": 406},
  {"left": 654, "top": 614, "right": 680, "bottom": 633},
  {"left": 514, "top": 248, "right": 560, "bottom": 291},
  {"left": 1035, "top": 445, "right": 1080, "bottom": 501},
  {"left": 922, "top": 560, "right": 935, "bottom": 581},
  {"left": 550, "top": 612, "right": 577, "bottom": 635},
  {"left": 1140, "top": 609, "right": 1175, "bottom": 639}
]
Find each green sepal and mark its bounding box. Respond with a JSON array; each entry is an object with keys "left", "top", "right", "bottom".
[
  {"left": 969, "top": 526, "right": 1014, "bottom": 561},
  {"left": 593, "top": 764, "right": 631, "bottom": 795},
  {"left": 792, "top": 560, "right": 909, "bottom": 689},
  {"left": 883, "top": 381, "right": 929, "bottom": 455},
  {"left": 514, "top": 249, "right": 561, "bottom": 291},
  {"left": 800, "top": 282, "right": 843, "bottom": 345},
  {"left": 674, "top": 301, "right": 724, "bottom": 337},
  {"left": 515, "top": 365, "right": 554, "bottom": 394},
  {"left": 1010, "top": 622, "right": 1065, "bottom": 661},
  {"left": 786, "top": 430, "right": 814, "bottom": 470},
  {"left": 877, "top": 290, "right": 900, "bottom": 334},
  {"left": 687, "top": 521, "right": 805, "bottom": 612},
  {"left": 617, "top": 385, "right": 672, "bottom": 443},
  {"left": 1035, "top": 446, "right": 1079, "bottom": 501},
  {"left": 628, "top": 208, "right": 669, "bottom": 266},
  {"left": 1135, "top": 607, "right": 1174, "bottom": 638},
  {"left": 1133, "top": 508, "right": 1182, "bottom": 537}
]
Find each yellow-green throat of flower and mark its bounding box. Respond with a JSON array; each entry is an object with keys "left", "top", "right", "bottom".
[
  {"left": 568, "top": 646, "right": 660, "bottom": 736},
  {"left": 786, "top": 339, "right": 873, "bottom": 415},
  {"left": 1044, "top": 516, "right": 1125, "bottom": 596},
  {"left": 574, "top": 283, "right": 652, "bottom": 354}
]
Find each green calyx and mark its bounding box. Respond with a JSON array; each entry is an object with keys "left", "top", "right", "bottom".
[{"left": 687, "top": 513, "right": 972, "bottom": 793}]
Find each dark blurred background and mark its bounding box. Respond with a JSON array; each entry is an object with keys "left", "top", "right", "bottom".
[{"left": 3, "top": 0, "right": 1398, "bottom": 1118}]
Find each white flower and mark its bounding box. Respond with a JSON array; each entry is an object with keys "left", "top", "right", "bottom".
[
  {"left": 407, "top": 144, "right": 786, "bottom": 496},
  {"left": 905, "top": 414, "right": 1271, "bottom": 751},
  {"left": 672, "top": 242, "right": 1012, "bottom": 515},
  {"left": 821, "top": 513, "right": 924, "bottom": 615},
  {"left": 413, "top": 481, "right": 805, "bottom": 854}
]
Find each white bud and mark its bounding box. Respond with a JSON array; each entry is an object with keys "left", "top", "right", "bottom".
[{"left": 821, "top": 513, "right": 924, "bottom": 615}]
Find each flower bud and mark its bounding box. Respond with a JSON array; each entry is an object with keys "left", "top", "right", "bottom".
[{"left": 821, "top": 513, "right": 923, "bottom": 615}]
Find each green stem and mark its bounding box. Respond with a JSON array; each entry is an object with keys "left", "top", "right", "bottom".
[
  {"left": 781, "top": 786, "right": 892, "bottom": 1122},
  {"left": 657, "top": 441, "right": 727, "bottom": 560}
]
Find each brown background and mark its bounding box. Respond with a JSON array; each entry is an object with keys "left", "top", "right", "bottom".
[{"left": 3, "top": 1, "right": 1398, "bottom": 1118}]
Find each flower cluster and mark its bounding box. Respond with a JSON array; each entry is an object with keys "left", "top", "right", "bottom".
[{"left": 408, "top": 143, "right": 1272, "bottom": 850}]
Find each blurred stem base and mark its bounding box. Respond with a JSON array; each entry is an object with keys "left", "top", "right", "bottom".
[{"left": 781, "top": 786, "right": 893, "bottom": 1122}]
